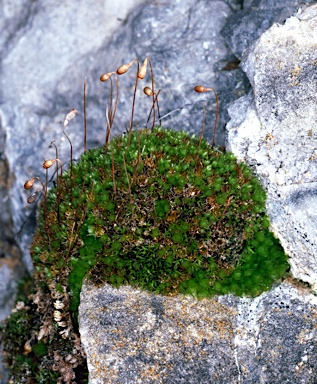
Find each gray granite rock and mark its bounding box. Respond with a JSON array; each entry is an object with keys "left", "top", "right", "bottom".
[
  {"left": 226, "top": 4, "right": 317, "bottom": 289},
  {"left": 0, "top": 260, "right": 26, "bottom": 323},
  {"left": 222, "top": 0, "right": 317, "bottom": 59},
  {"left": 79, "top": 280, "right": 317, "bottom": 383},
  {"left": 0, "top": 0, "right": 33, "bottom": 53},
  {"left": 0, "top": 140, "right": 27, "bottom": 322}
]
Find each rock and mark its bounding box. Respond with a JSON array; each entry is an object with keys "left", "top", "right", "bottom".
[
  {"left": 0, "top": 258, "right": 26, "bottom": 322},
  {"left": 0, "top": 0, "right": 32, "bottom": 53},
  {"left": 226, "top": 4, "right": 317, "bottom": 288},
  {"left": 222, "top": 0, "right": 317, "bottom": 59},
  {"left": 0, "top": 148, "right": 27, "bottom": 321},
  {"left": 79, "top": 280, "right": 317, "bottom": 383}
]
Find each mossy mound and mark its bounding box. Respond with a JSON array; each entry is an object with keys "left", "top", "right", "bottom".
[
  {"left": 2, "top": 127, "right": 289, "bottom": 383},
  {"left": 32, "top": 127, "right": 289, "bottom": 313}
]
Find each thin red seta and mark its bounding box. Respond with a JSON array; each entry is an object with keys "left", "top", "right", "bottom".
[{"left": 194, "top": 85, "right": 219, "bottom": 147}]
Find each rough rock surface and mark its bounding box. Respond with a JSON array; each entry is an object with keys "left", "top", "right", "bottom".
[
  {"left": 0, "top": 141, "right": 26, "bottom": 322},
  {"left": 226, "top": 4, "right": 317, "bottom": 288},
  {"left": 79, "top": 280, "right": 317, "bottom": 383},
  {"left": 89, "top": 0, "right": 246, "bottom": 147},
  {"left": 222, "top": 0, "right": 317, "bottom": 59}
]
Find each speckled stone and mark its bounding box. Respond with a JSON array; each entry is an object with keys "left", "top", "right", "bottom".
[
  {"left": 226, "top": 4, "right": 317, "bottom": 289},
  {"left": 79, "top": 280, "right": 317, "bottom": 383},
  {"left": 221, "top": 0, "right": 317, "bottom": 59}
]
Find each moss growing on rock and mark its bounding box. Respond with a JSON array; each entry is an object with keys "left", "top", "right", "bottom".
[
  {"left": 0, "top": 55, "right": 291, "bottom": 382},
  {"left": 2, "top": 127, "right": 290, "bottom": 383},
  {"left": 32, "top": 127, "right": 289, "bottom": 311}
]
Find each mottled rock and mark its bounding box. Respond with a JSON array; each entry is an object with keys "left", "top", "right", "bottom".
[
  {"left": 0, "top": 0, "right": 33, "bottom": 53},
  {"left": 0, "top": 260, "right": 25, "bottom": 322},
  {"left": 226, "top": 4, "right": 317, "bottom": 288},
  {"left": 222, "top": 0, "right": 317, "bottom": 59},
  {"left": 79, "top": 280, "right": 317, "bottom": 383},
  {"left": 0, "top": 143, "right": 27, "bottom": 321}
]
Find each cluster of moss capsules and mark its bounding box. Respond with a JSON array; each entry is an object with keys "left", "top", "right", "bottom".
[{"left": 31, "top": 126, "right": 289, "bottom": 316}]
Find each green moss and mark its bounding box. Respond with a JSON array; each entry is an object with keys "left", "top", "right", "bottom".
[
  {"left": 32, "top": 341, "right": 48, "bottom": 358},
  {"left": 31, "top": 127, "right": 289, "bottom": 311}
]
